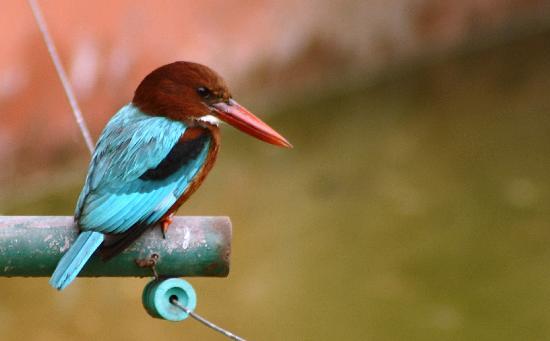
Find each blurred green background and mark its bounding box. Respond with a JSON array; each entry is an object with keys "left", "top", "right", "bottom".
[{"left": 2, "top": 1, "right": 550, "bottom": 340}]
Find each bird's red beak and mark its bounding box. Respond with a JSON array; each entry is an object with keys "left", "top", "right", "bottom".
[{"left": 212, "top": 99, "right": 292, "bottom": 148}]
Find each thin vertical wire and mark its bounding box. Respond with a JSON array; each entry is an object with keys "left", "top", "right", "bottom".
[
  {"left": 27, "top": 0, "right": 95, "bottom": 155},
  {"left": 170, "top": 298, "right": 247, "bottom": 341}
]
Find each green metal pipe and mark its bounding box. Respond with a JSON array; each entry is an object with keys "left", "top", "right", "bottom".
[{"left": 0, "top": 216, "right": 231, "bottom": 277}]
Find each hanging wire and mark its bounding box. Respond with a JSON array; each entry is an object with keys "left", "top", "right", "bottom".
[
  {"left": 27, "top": 0, "right": 95, "bottom": 155},
  {"left": 170, "top": 297, "right": 247, "bottom": 341}
]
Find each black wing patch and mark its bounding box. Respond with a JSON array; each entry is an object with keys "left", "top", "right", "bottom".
[{"left": 139, "top": 133, "right": 210, "bottom": 181}]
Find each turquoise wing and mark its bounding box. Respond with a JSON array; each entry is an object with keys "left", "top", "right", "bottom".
[{"left": 75, "top": 104, "right": 210, "bottom": 234}]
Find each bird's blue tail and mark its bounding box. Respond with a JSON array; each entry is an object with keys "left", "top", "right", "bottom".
[{"left": 49, "top": 231, "right": 104, "bottom": 290}]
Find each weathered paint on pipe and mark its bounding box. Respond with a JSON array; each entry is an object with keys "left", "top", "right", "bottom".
[{"left": 0, "top": 216, "right": 231, "bottom": 277}]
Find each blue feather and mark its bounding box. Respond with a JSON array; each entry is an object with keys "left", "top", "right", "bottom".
[
  {"left": 76, "top": 103, "right": 210, "bottom": 233},
  {"left": 49, "top": 231, "right": 104, "bottom": 290},
  {"left": 50, "top": 103, "right": 212, "bottom": 289}
]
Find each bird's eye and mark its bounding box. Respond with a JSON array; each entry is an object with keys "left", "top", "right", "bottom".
[{"left": 196, "top": 87, "right": 212, "bottom": 99}]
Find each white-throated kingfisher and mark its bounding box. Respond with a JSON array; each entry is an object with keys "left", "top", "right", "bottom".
[{"left": 50, "top": 61, "right": 291, "bottom": 290}]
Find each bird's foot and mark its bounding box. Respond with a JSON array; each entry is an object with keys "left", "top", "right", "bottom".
[
  {"left": 135, "top": 253, "right": 160, "bottom": 280},
  {"left": 160, "top": 214, "right": 174, "bottom": 239}
]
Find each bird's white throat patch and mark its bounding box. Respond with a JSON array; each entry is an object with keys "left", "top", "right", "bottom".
[{"left": 198, "top": 115, "right": 221, "bottom": 126}]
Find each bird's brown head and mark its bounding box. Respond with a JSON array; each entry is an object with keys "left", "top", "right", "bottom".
[{"left": 133, "top": 61, "right": 292, "bottom": 148}]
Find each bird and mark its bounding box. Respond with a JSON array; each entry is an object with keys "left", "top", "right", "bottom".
[{"left": 49, "top": 61, "right": 292, "bottom": 290}]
